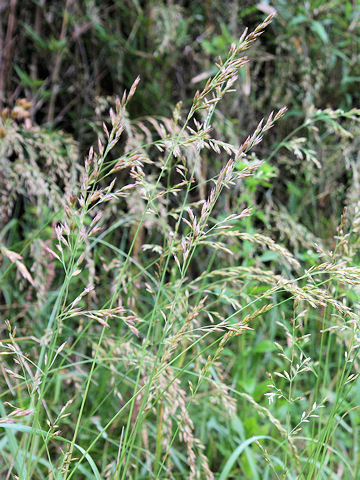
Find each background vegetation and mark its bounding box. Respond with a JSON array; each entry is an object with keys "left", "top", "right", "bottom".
[{"left": 1, "top": 1, "right": 360, "bottom": 478}]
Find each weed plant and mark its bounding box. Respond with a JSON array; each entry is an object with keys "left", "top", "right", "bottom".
[{"left": 0, "top": 8, "right": 360, "bottom": 480}]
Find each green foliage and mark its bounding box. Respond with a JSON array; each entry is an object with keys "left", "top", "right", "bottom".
[{"left": 0, "top": 2, "right": 360, "bottom": 479}]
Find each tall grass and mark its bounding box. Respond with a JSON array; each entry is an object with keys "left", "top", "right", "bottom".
[{"left": 1, "top": 11, "right": 360, "bottom": 480}]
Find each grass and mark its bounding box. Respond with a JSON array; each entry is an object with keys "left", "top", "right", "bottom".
[{"left": 1, "top": 5, "right": 360, "bottom": 480}]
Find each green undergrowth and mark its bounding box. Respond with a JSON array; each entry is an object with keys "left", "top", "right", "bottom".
[{"left": 0, "top": 3, "right": 360, "bottom": 479}]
